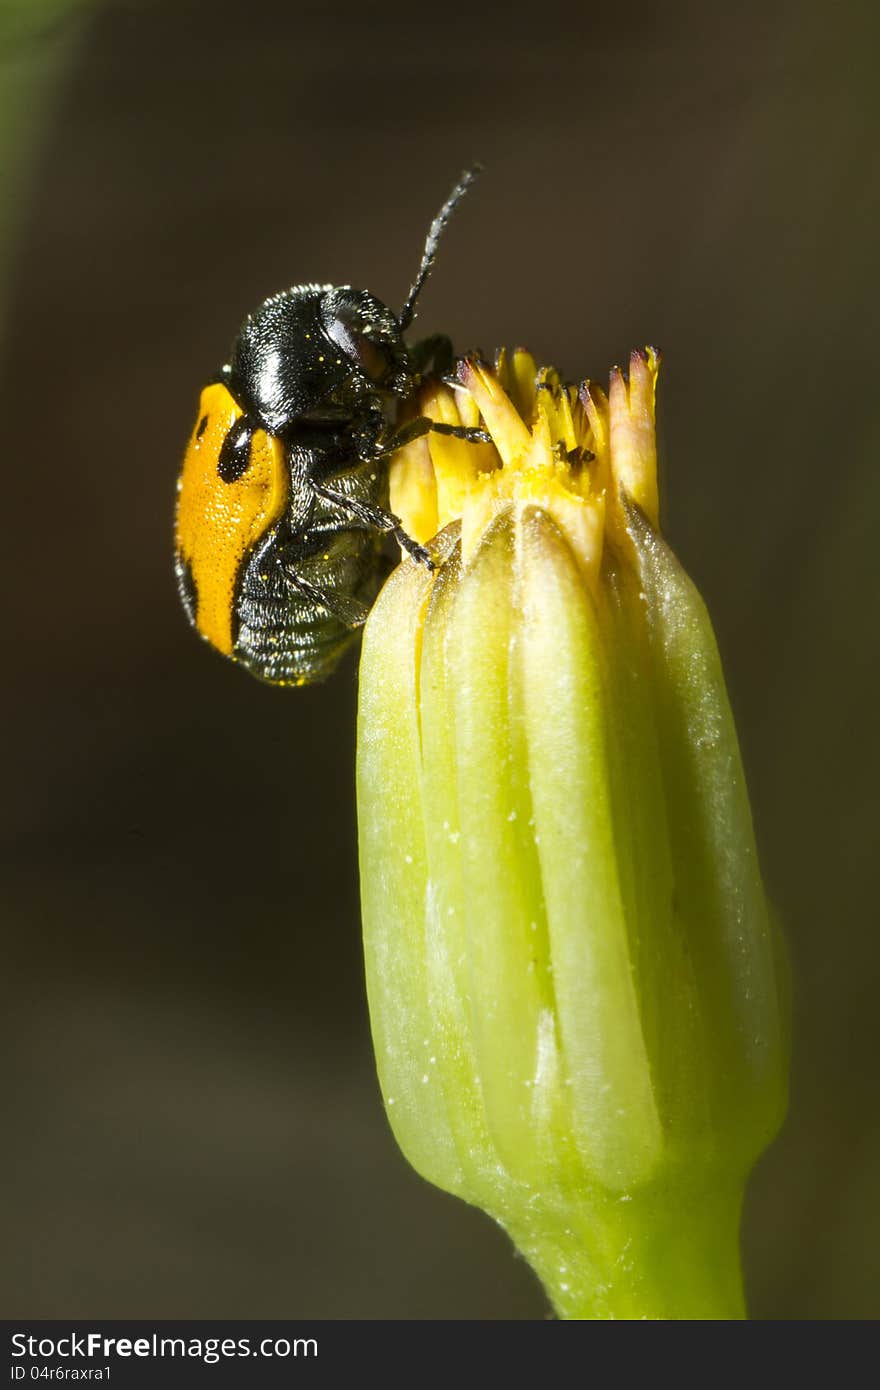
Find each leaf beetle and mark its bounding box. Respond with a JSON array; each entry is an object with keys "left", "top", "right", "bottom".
[{"left": 175, "top": 166, "right": 486, "bottom": 685}]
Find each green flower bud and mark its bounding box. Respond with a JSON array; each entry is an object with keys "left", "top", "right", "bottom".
[{"left": 357, "top": 349, "right": 788, "bottom": 1319}]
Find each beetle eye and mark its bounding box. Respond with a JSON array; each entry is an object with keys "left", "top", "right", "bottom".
[
  {"left": 350, "top": 332, "right": 393, "bottom": 383},
  {"left": 325, "top": 309, "right": 394, "bottom": 384}
]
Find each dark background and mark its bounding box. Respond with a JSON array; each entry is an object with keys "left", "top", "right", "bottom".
[{"left": 2, "top": 0, "right": 878, "bottom": 1318}]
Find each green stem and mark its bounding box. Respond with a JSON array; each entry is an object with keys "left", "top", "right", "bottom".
[{"left": 504, "top": 1178, "right": 746, "bottom": 1320}]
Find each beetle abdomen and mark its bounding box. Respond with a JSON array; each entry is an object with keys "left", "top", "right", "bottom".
[{"left": 233, "top": 520, "right": 385, "bottom": 686}]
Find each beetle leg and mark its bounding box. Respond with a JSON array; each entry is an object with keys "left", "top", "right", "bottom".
[
  {"left": 372, "top": 416, "right": 491, "bottom": 458},
  {"left": 281, "top": 567, "right": 373, "bottom": 629},
  {"left": 310, "top": 482, "right": 435, "bottom": 571},
  {"left": 430, "top": 420, "right": 492, "bottom": 442}
]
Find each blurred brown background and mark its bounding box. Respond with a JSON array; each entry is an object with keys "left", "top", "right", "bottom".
[{"left": 2, "top": 0, "right": 878, "bottom": 1318}]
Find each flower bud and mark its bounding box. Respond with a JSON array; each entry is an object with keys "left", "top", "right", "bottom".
[{"left": 357, "top": 349, "right": 788, "bottom": 1318}]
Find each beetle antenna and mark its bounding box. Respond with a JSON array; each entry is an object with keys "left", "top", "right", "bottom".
[{"left": 399, "top": 164, "right": 482, "bottom": 331}]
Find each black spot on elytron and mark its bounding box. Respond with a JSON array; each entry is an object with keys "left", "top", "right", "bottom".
[
  {"left": 196, "top": 414, "right": 209, "bottom": 439},
  {"left": 218, "top": 416, "right": 255, "bottom": 483}
]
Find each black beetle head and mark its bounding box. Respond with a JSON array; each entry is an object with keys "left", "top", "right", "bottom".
[
  {"left": 320, "top": 286, "right": 412, "bottom": 398},
  {"left": 228, "top": 171, "right": 480, "bottom": 436}
]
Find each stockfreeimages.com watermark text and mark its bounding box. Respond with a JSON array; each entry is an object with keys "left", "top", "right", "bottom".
[{"left": 11, "top": 1331, "right": 317, "bottom": 1372}]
